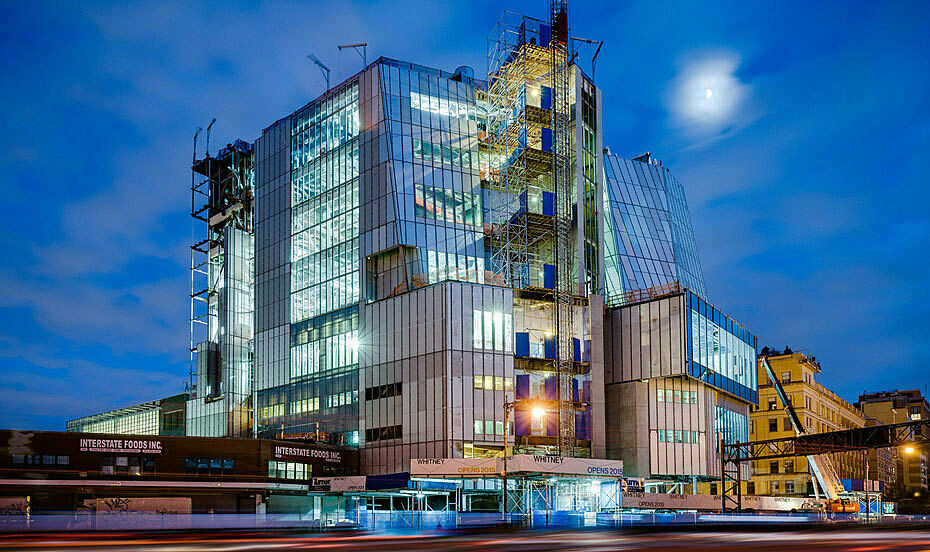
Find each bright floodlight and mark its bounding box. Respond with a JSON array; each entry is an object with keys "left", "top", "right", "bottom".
[
  {"left": 905, "top": 445, "right": 915, "bottom": 454},
  {"left": 532, "top": 407, "right": 545, "bottom": 418}
]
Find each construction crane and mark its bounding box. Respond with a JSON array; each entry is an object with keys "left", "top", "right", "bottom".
[{"left": 760, "top": 356, "right": 849, "bottom": 507}]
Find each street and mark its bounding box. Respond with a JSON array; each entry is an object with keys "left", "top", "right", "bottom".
[{"left": 4, "top": 529, "right": 930, "bottom": 551}]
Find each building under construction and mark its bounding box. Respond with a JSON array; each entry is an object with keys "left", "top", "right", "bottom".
[{"left": 67, "top": 1, "right": 761, "bottom": 516}]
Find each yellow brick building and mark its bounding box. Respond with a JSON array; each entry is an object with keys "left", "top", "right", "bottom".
[{"left": 748, "top": 351, "right": 867, "bottom": 496}]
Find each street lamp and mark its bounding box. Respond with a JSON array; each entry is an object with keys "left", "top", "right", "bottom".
[{"left": 905, "top": 446, "right": 916, "bottom": 455}]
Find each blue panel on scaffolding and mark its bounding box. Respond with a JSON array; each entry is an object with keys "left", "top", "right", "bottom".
[
  {"left": 515, "top": 332, "right": 530, "bottom": 358},
  {"left": 544, "top": 376, "right": 558, "bottom": 400},
  {"left": 541, "top": 86, "right": 552, "bottom": 110},
  {"left": 546, "top": 413, "right": 558, "bottom": 436},
  {"left": 516, "top": 374, "right": 530, "bottom": 399},
  {"left": 544, "top": 335, "right": 557, "bottom": 359},
  {"left": 573, "top": 338, "right": 581, "bottom": 361},
  {"left": 541, "top": 127, "right": 553, "bottom": 152},
  {"left": 582, "top": 339, "right": 591, "bottom": 362},
  {"left": 542, "top": 191, "right": 554, "bottom": 216},
  {"left": 540, "top": 24, "right": 551, "bottom": 48},
  {"left": 519, "top": 189, "right": 528, "bottom": 213},
  {"left": 515, "top": 409, "right": 531, "bottom": 436},
  {"left": 543, "top": 264, "right": 556, "bottom": 289}
]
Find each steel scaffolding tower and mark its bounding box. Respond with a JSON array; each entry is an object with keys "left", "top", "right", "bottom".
[
  {"left": 486, "top": 3, "right": 576, "bottom": 456},
  {"left": 189, "top": 132, "right": 255, "bottom": 436}
]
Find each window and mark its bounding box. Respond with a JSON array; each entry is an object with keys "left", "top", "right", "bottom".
[
  {"left": 769, "top": 418, "right": 778, "bottom": 432},
  {"left": 485, "top": 420, "right": 494, "bottom": 435},
  {"left": 657, "top": 389, "right": 665, "bottom": 402},
  {"left": 365, "top": 425, "right": 402, "bottom": 442},
  {"left": 784, "top": 460, "right": 794, "bottom": 473},
  {"left": 496, "top": 421, "right": 504, "bottom": 436},
  {"left": 769, "top": 460, "right": 779, "bottom": 474},
  {"left": 673, "top": 390, "right": 682, "bottom": 403},
  {"left": 11, "top": 454, "right": 24, "bottom": 464},
  {"left": 747, "top": 482, "right": 755, "bottom": 495},
  {"left": 365, "top": 382, "right": 402, "bottom": 401},
  {"left": 690, "top": 391, "right": 698, "bottom": 404},
  {"left": 783, "top": 418, "right": 792, "bottom": 431},
  {"left": 781, "top": 372, "right": 790, "bottom": 383},
  {"left": 474, "top": 375, "right": 512, "bottom": 391},
  {"left": 710, "top": 483, "right": 718, "bottom": 495},
  {"left": 771, "top": 481, "right": 779, "bottom": 493},
  {"left": 268, "top": 461, "right": 311, "bottom": 480},
  {"left": 472, "top": 310, "right": 513, "bottom": 352},
  {"left": 657, "top": 429, "right": 698, "bottom": 444},
  {"left": 768, "top": 399, "right": 777, "bottom": 411},
  {"left": 785, "top": 481, "right": 795, "bottom": 494}
]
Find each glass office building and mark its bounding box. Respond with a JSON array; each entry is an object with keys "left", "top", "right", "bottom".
[
  {"left": 67, "top": 394, "right": 188, "bottom": 436},
  {"left": 254, "top": 81, "right": 361, "bottom": 446},
  {"left": 603, "top": 151, "right": 706, "bottom": 298}
]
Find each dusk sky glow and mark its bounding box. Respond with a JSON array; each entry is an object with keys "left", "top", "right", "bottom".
[{"left": 1, "top": 1, "right": 928, "bottom": 430}]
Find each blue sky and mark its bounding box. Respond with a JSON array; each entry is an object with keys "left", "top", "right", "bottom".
[{"left": 1, "top": 1, "right": 928, "bottom": 430}]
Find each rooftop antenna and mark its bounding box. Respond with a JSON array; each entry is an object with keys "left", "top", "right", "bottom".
[
  {"left": 192, "top": 126, "right": 202, "bottom": 163},
  {"left": 338, "top": 42, "right": 368, "bottom": 68},
  {"left": 307, "top": 53, "right": 331, "bottom": 91},
  {"left": 204, "top": 118, "right": 216, "bottom": 158}
]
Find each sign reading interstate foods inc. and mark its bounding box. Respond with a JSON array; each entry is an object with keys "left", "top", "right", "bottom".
[{"left": 410, "top": 455, "right": 623, "bottom": 478}]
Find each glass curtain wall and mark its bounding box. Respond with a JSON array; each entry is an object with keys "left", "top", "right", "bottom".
[
  {"left": 603, "top": 153, "right": 707, "bottom": 298},
  {"left": 257, "top": 81, "right": 361, "bottom": 446},
  {"left": 686, "top": 290, "right": 758, "bottom": 403},
  {"left": 219, "top": 226, "right": 255, "bottom": 437},
  {"left": 379, "top": 60, "right": 486, "bottom": 288},
  {"left": 579, "top": 74, "right": 600, "bottom": 295}
]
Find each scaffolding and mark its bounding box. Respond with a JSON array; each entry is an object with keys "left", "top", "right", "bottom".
[
  {"left": 549, "top": 0, "right": 575, "bottom": 456},
  {"left": 486, "top": 4, "right": 577, "bottom": 456},
  {"left": 189, "top": 132, "right": 255, "bottom": 437}
]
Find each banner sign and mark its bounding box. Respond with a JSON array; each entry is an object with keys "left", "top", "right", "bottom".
[
  {"left": 410, "top": 457, "right": 499, "bottom": 477},
  {"left": 274, "top": 445, "right": 342, "bottom": 463},
  {"left": 410, "top": 456, "right": 623, "bottom": 478},
  {"left": 311, "top": 476, "right": 366, "bottom": 492},
  {"left": 620, "top": 492, "right": 825, "bottom": 512},
  {"left": 506, "top": 455, "right": 623, "bottom": 477},
  {"left": 79, "top": 438, "right": 163, "bottom": 454}
]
